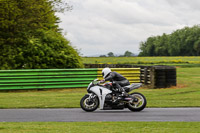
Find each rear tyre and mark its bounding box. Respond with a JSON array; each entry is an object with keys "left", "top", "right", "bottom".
[
  {"left": 127, "top": 92, "right": 146, "bottom": 112},
  {"left": 80, "top": 94, "right": 99, "bottom": 112}
]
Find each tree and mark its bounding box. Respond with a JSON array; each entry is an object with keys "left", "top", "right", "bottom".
[
  {"left": 139, "top": 25, "right": 200, "bottom": 56},
  {"left": 0, "top": 0, "right": 83, "bottom": 69},
  {"left": 194, "top": 39, "right": 200, "bottom": 56},
  {"left": 124, "top": 51, "right": 134, "bottom": 57},
  {"left": 107, "top": 52, "right": 114, "bottom": 57},
  {"left": 99, "top": 55, "right": 107, "bottom": 57}
]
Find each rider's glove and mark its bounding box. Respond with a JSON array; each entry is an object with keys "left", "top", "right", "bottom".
[{"left": 100, "top": 79, "right": 105, "bottom": 83}]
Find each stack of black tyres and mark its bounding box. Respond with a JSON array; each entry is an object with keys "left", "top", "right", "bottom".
[
  {"left": 166, "top": 67, "right": 177, "bottom": 87},
  {"left": 155, "top": 66, "right": 176, "bottom": 88}
]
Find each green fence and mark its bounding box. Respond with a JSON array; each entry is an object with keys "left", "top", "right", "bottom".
[
  {"left": 0, "top": 69, "right": 98, "bottom": 90},
  {"left": 0, "top": 68, "right": 141, "bottom": 90}
]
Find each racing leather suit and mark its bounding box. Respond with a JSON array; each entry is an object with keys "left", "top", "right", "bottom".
[{"left": 104, "top": 72, "right": 130, "bottom": 93}]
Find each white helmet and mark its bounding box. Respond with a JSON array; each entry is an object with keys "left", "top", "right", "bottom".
[{"left": 102, "top": 67, "right": 112, "bottom": 79}]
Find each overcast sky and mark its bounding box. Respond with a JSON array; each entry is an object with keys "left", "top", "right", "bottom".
[{"left": 57, "top": 0, "right": 200, "bottom": 56}]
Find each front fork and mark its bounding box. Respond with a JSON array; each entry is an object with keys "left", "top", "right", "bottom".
[{"left": 88, "top": 93, "right": 97, "bottom": 102}]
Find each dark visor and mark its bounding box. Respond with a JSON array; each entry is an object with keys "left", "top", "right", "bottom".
[{"left": 102, "top": 72, "right": 104, "bottom": 77}]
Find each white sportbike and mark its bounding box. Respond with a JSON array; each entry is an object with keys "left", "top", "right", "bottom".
[{"left": 80, "top": 79, "right": 147, "bottom": 112}]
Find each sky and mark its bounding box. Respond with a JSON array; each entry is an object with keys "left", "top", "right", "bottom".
[{"left": 57, "top": 0, "right": 200, "bottom": 56}]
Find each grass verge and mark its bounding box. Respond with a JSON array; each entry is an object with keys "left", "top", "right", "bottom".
[
  {"left": 1, "top": 121, "right": 200, "bottom": 133},
  {"left": 0, "top": 67, "right": 200, "bottom": 108},
  {"left": 0, "top": 122, "right": 200, "bottom": 133},
  {"left": 83, "top": 56, "right": 200, "bottom": 66}
]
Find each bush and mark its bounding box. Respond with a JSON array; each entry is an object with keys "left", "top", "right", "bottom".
[
  {"left": 0, "top": 29, "right": 83, "bottom": 69},
  {"left": 0, "top": 0, "right": 83, "bottom": 69}
]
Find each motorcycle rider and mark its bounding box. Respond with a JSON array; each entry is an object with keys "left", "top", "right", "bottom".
[{"left": 99, "top": 67, "right": 130, "bottom": 97}]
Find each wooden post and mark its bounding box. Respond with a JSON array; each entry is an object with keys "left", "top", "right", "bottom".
[{"left": 149, "top": 67, "right": 155, "bottom": 89}]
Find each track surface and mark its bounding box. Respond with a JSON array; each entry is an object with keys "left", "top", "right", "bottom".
[{"left": 0, "top": 108, "right": 200, "bottom": 122}]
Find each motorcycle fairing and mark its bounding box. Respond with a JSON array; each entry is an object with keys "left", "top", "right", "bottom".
[{"left": 89, "top": 86, "right": 112, "bottom": 109}]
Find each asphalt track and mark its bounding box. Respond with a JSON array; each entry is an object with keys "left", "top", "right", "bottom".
[{"left": 0, "top": 108, "right": 200, "bottom": 122}]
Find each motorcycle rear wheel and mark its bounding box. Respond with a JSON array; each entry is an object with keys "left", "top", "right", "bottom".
[
  {"left": 127, "top": 92, "right": 146, "bottom": 112},
  {"left": 80, "top": 94, "right": 99, "bottom": 112}
]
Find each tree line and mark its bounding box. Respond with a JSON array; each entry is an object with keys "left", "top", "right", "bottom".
[
  {"left": 100, "top": 51, "right": 135, "bottom": 57},
  {"left": 0, "top": 0, "right": 83, "bottom": 69},
  {"left": 139, "top": 25, "right": 200, "bottom": 56}
]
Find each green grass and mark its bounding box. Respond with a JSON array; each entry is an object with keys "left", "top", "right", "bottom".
[
  {"left": 83, "top": 56, "right": 200, "bottom": 67},
  {"left": 139, "top": 67, "right": 200, "bottom": 107},
  {"left": 0, "top": 88, "right": 85, "bottom": 108},
  {"left": 0, "top": 67, "right": 200, "bottom": 108},
  {"left": 0, "top": 122, "right": 199, "bottom": 133}
]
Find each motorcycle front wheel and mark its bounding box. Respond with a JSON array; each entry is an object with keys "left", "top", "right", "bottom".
[
  {"left": 80, "top": 94, "right": 99, "bottom": 112},
  {"left": 127, "top": 92, "right": 147, "bottom": 112}
]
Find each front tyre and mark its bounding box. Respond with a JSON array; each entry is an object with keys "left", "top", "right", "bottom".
[
  {"left": 127, "top": 92, "right": 147, "bottom": 112},
  {"left": 80, "top": 94, "right": 99, "bottom": 112}
]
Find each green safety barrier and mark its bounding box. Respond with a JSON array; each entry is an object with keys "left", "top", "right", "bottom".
[{"left": 0, "top": 68, "right": 140, "bottom": 90}]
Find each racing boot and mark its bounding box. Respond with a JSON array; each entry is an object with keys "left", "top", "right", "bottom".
[{"left": 119, "top": 88, "right": 129, "bottom": 96}]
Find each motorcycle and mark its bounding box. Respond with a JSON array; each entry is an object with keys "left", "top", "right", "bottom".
[{"left": 80, "top": 79, "right": 147, "bottom": 112}]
